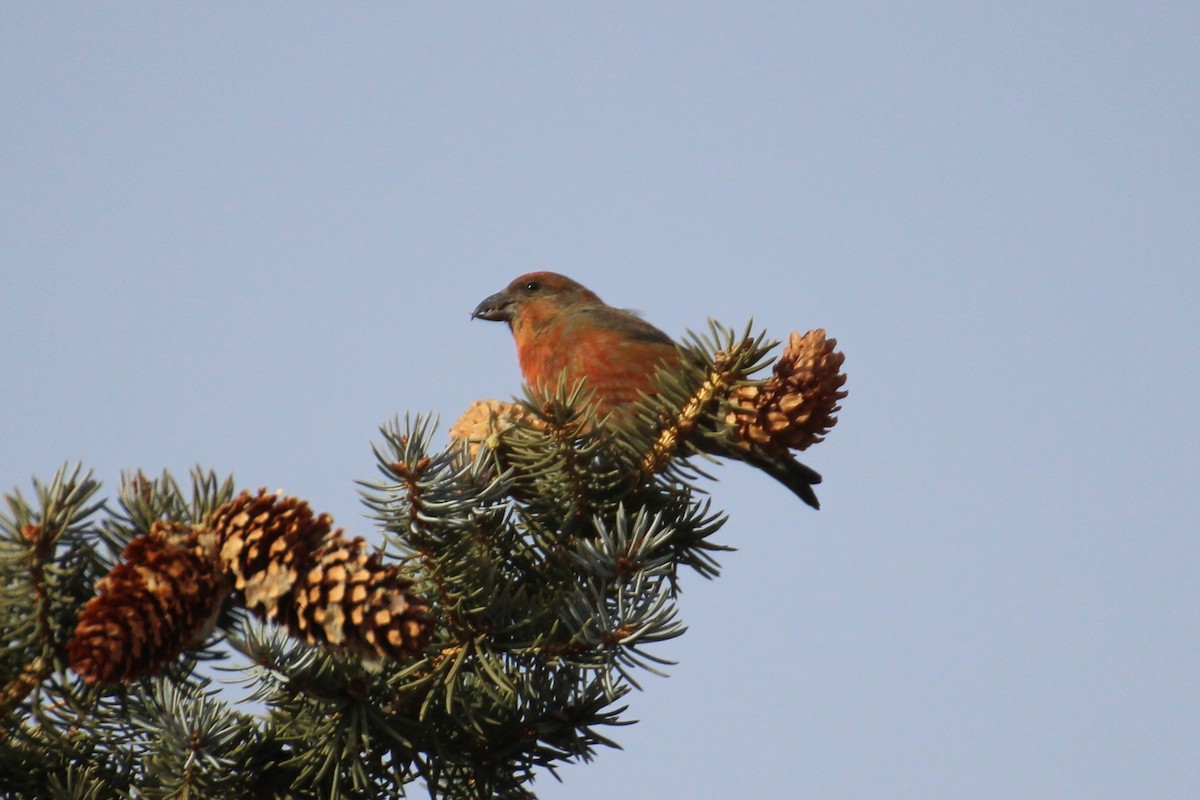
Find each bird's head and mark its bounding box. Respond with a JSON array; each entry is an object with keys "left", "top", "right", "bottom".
[{"left": 472, "top": 272, "right": 602, "bottom": 327}]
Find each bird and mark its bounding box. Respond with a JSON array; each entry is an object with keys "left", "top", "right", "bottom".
[{"left": 472, "top": 271, "right": 822, "bottom": 508}]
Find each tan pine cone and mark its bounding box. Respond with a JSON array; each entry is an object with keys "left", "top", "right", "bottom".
[
  {"left": 727, "top": 329, "right": 847, "bottom": 452},
  {"left": 213, "top": 490, "right": 432, "bottom": 663},
  {"left": 449, "top": 398, "right": 540, "bottom": 461},
  {"left": 68, "top": 521, "right": 228, "bottom": 685}
]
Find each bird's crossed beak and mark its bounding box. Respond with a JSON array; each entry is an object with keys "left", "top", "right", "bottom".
[{"left": 471, "top": 290, "right": 513, "bottom": 322}]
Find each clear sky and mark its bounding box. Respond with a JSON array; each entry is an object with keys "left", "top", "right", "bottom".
[{"left": 3, "top": 4, "right": 1197, "bottom": 798}]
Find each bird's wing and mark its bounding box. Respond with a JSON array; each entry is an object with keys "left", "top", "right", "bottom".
[{"left": 573, "top": 305, "right": 677, "bottom": 346}]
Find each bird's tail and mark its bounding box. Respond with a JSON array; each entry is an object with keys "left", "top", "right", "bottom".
[{"left": 751, "top": 450, "right": 823, "bottom": 509}]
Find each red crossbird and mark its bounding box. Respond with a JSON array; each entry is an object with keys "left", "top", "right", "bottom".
[{"left": 472, "top": 271, "right": 822, "bottom": 508}]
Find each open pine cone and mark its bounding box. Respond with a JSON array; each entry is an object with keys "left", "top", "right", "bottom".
[
  {"left": 69, "top": 521, "right": 228, "bottom": 684},
  {"left": 727, "top": 329, "right": 847, "bottom": 452},
  {"left": 449, "top": 398, "right": 541, "bottom": 461},
  {"left": 214, "top": 490, "right": 432, "bottom": 664}
]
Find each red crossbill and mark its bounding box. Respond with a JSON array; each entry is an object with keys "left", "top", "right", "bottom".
[{"left": 472, "top": 271, "right": 822, "bottom": 508}]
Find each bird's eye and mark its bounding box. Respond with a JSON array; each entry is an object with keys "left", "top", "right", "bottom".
[{"left": 524, "top": 281, "right": 540, "bottom": 292}]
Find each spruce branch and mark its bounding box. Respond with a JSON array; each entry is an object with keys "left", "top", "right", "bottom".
[
  {"left": 3, "top": 318, "right": 847, "bottom": 799},
  {"left": 636, "top": 320, "right": 775, "bottom": 478},
  {"left": 1, "top": 465, "right": 105, "bottom": 718}
]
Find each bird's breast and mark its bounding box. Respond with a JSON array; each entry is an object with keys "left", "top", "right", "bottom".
[{"left": 517, "top": 326, "right": 680, "bottom": 413}]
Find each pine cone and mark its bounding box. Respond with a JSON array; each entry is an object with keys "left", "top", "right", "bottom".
[
  {"left": 449, "top": 398, "right": 540, "bottom": 461},
  {"left": 68, "top": 521, "right": 228, "bottom": 685},
  {"left": 727, "top": 329, "right": 847, "bottom": 452},
  {"left": 213, "top": 490, "right": 432, "bottom": 663}
]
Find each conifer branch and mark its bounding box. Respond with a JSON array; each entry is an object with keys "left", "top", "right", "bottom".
[
  {"left": 2, "top": 319, "right": 847, "bottom": 799},
  {"left": 633, "top": 321, "right": 767, "bottom": 479}
]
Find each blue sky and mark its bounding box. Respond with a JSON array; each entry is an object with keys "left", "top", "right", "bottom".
[{"left": 3, "top": 4, "right": 1197, "bottom": 798}]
